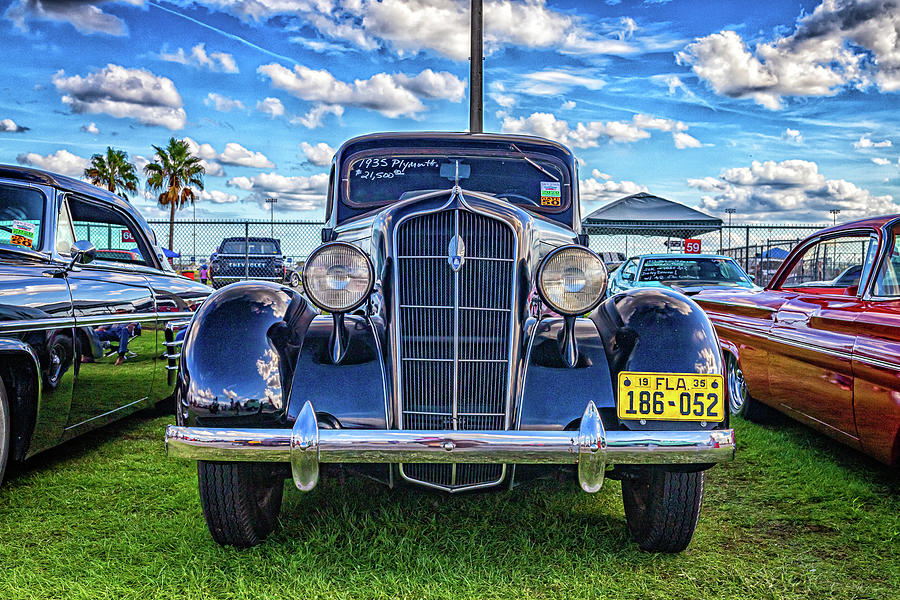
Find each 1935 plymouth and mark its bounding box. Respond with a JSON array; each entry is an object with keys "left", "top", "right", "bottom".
[{"left": 165, "top": 132, "right": 736, "bottom": 551}]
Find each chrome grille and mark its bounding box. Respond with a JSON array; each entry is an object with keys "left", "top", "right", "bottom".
[{"left": 395, "top": 208, "right": 515, "bottom": 491}]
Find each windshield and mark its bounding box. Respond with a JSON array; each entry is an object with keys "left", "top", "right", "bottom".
[
  {"left": 220, "top": 240, "right": 280, "bottom": 254},
  {"left": 0, "top": 183, "right": 44, "bottom": 250},
  {"left": 639, "top": 258, "right": 750, "bottom": 283},
  {"left": 345, "top": 152, "right": 568, "bottom": 211}
]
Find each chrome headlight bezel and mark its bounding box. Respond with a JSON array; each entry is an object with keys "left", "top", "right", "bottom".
[
  {"left": 536, "top": 245, "right": 608, "bottom": 316},
  {"left": 301, "top": 242, "right": 375, "bottom": 313}
]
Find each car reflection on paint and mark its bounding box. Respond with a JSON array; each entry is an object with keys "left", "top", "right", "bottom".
[{"left": 607, "top": 253, "right": 760, "bottom": 297}]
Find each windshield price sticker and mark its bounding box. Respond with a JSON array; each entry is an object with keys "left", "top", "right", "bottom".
[
  {"left": 540, "top": 181, "right": 561, "bottom": 206},
  {"left": 11, "top": 220, "right": 35, "bottom": 248},
  {"left": 617, "top": 371, "right": 725, "bottom": 422},
  {"left": 353, "top": 157, "right": 439, "bottom": 181}
]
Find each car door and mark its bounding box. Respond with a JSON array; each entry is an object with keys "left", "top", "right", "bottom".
[
  {"left": 60, "top": 194, "right": 156, "bottom": 438},
  {"left": 851, "top": 222, "right": 900, "bottom": 464},
  {"left": 767, "top": 231, "right": 874, "bottom": 446}
]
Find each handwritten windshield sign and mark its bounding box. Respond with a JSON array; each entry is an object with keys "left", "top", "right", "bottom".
[{"left": 352, "top": 157, "right": 439, "bottom": 181}]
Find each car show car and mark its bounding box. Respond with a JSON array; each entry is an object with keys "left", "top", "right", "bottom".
[
  {"left": 209, "top": 236, "right": 286, "bottom": 288},
  {"left": 165, "top": 132, "right": 735, "bottom": 551},
  {"left": 607, "top": 253, "right": 758, "bottom": 297},
  {"left": 695, "top": 216, "right": 900, "bottom": 465},
  {"left": 0, "top": 165, "right": 210, "bottom": 486}
]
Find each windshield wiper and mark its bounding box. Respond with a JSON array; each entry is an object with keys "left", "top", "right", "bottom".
[
  {"left": 0, "top": 243, "right": 51, "bottom": 262},
  {"left": 509, "top": 143, "right": 559, "bottom": 182}
]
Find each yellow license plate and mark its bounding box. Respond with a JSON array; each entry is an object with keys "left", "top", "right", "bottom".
[{"left": 617, "top": 372, "right": 725, "bottom": 422}]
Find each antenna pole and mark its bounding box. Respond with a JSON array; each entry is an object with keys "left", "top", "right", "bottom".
[{"left": 469, "top": 0, "right": 483, "bottom": 133}]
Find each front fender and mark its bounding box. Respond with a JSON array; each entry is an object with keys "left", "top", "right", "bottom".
[
  {"left": 178, "top": 282, "right": 315, "bottom": 427},
  {"left": 591, "top": 288, "right": 726, "bottom": 431}
]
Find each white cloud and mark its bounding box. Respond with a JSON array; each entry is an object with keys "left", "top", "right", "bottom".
[
  {"left": 256, "top": 96, "right": 285, "bottom": 118},
  {"left": 0, "top": 118, "right": 29, "bottom": 133},
  {"left": 182, "top": 137, "right": 273, "bottom": 171},
  {"left": 16, "top": 149, "right": 89, "bottom": 176},
  {"left": 80, "top": 122, "right": 99, "bottom": 134},
  {"left": 520, "top": 69, "right": 605, "bottom": 95},
  {"left": 290, "top": 104, "right": 344, "bottom": 129},
  {"left": 4, "top": 0, "right": 133, "bottom": 36},
  {"left": 227, "top": 171, "right": 329, "bottom": 212},
  {"left": 53, "top": 64, "right": 186, "bottom": 130},
  {"left": 501, "top": 112, "right": 701, "bottom": 149},
  {"left": 258, "top": 63, "right": 464, "bottom": 118},
  {"left": 782, "top": 128, "right": 803, "bottom": 144},
  {"left": 204, "top": 92, "right": 246, "bottom": 112},
  {"left": 854, "top": 135, "right": 892, "bottom": 149},
  {"left": 218, "top": 142, "right": 274, "bottom": 168},
  {"left": 872, "top": 157, "right": 891, "bottom": 165},
  {"left": 300, "top": 141, "right": 335, "bottom": 166},
  {"left": 561, "top": 100, "right": 576, "bottom": 110},
  {"left": 690, "top": 158, "right": 895, "bottom": 221},
  {"left": 199, "top": 189, "right": 238, "bottom": 204},
  {"left": 677, "top": 1, "right": 900, "bottom": 108},
  {"left": 160, "top": 43, "right": 239, "bottom": 73},
  {"left": 580, "top": 176, "right": 648, "bottom": 204}
]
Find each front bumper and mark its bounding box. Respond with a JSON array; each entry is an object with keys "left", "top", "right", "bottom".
[{"left": 165, "top": 401, "right": 735, "bottom": 493}]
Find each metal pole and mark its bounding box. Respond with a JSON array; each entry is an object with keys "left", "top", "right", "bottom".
[
  {"left": 745, "top": 225, "right": 751, "bottom": 273},
  {"left": 244, "top": 222, "right": 249, "bottom": 281},
  {"left": 192, "top": 201, "right": 197, "bottom": 265},
  {"left": 266, "top": 197, "right": 277, "bottom": 237},
  {"left": 469, "top": 0, "right": 483, "bottom": 134}
]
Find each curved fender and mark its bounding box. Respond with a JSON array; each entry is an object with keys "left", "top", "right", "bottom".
[
  {"left": 284, "top": 314, "right": 387, "bottom": 429},
  {"left": 178, "top": 282, "right": 315, "bottom": 427},
  {"left": 518, "top": 317, "right": 615, "bottom": 431},
  {"left": 591, "top": 288, "right": 726, "bottom": 431}
]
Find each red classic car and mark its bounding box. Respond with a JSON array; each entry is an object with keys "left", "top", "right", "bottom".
[{"left": 695, "top": 215, "right": 900, "bottom": 466}]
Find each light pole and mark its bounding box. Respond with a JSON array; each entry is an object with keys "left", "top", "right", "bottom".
[
  {"left": 725, "top": 208, "right": 736, "bottom": 250},
  {"left": 266, "top": 197, "right": 277, "bottom": 237},
  {"left": 830, "top": 209, "right": 840, "bottom": 226}
]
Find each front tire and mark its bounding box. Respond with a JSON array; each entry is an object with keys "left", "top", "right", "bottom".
[
  {"left": 622, "top": 468, "right": 704, "bottom": 552},
  {"left": 290, "top": 272, "right": 300, "bottom": 287},
  {"left": 197, "top": 461, "right": 284, "bottom": 547},
  {"left": 0, "top": 378, "right": 10, "bottom": 486},
  {"left": 725, "top": 353, "right": 775, "bottom": 423}
]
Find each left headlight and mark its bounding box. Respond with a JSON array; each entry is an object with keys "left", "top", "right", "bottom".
[
  {"left": 536, "top": 245, "right": 608, "bottom": 316},
  {"left": 302, "top": 242, "right": 374, "bottom": 313}
]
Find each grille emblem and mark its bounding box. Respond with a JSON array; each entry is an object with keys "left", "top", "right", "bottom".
[{"left": 448, "top": 234, "right": 466, "bottom": 272}]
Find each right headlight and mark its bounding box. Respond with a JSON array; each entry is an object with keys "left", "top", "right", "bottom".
[
  {"left": 537, "top": 245, "right": 608, "bottom": 316},
  {"left": 302, "top": 242, "right": 374, "bottom": 313}
]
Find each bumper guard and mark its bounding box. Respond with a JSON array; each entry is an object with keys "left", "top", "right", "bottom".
[{"left": 165, "top": 401, "right": 735, "bottom": 493}]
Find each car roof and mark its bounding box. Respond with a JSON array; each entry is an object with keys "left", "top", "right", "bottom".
[{"left": 630, "top": 253, "right": 735, "bottom": 260}]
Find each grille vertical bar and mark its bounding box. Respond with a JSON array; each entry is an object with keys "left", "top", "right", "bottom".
[{"left": 395, "top": 207, "right": 515, "bottom": 490}]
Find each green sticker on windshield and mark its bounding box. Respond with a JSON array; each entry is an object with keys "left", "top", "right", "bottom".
[
  {"left": 11, "top": 219, "right": 35, "bottom": 248},
  {"left": 540, "top": 181, "right": 561, "bottom": 206}
]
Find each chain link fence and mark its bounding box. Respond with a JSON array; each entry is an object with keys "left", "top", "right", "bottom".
[{"left": 149, "top": 219, "right": 826, "bottom": 286}]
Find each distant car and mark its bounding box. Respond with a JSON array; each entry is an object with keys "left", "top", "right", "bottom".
[
  {"left": 596, "top": 251, "right": 625, "bottom": 272},
  {"left": 209, "top": 237, "right": 285, "bottom": 288},
  {"left": 285, "top": 261, "right": 302, "bottom": 288},
  {"left": 607, "top": 253, "right": 758, "bottom": 297},
  {"left": 695, "top": 215, "right": 900, "bottom": 466}
]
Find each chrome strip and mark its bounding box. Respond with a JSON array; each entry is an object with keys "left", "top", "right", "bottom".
[
  {"left": 0, "top": 311, "right": 195, "bottom": 334},
  {"left": 75, "top": 313, "right": 158, "bottom": 327},
  {"left": 0, "top": 317, "right": 77, "bottom": 333}
]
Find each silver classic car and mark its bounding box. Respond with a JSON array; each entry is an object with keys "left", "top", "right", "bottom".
[{"left": 165, "top": 132, "right": 735, "bottom": 552}]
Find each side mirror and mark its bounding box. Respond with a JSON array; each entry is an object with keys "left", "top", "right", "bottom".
[
  {"left": 622, "top": 271, "right": 635, "bottom": 282},
  {"left": 68, "top": 240, "right": 96, "bottom": 269}
]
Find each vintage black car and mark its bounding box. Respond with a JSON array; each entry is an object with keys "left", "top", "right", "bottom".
[
  {"left": 209, "top": 236, "right": 285, "bottom": 288},
  {"left": 0, "top": 165, "right": 210, "bottom": 485},
  {"left": 165, "top": 132, "right": 735, "bottom": 552}
]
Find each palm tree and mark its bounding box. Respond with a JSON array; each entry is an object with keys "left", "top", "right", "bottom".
[
  {"left": 84, "top": 147, "right": 139, "bottom": 199},
  {"left": 144, "top": 137, "right": 205, "bottom": 250}
]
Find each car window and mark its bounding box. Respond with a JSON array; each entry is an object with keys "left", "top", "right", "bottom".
[
  {"left": 56, "top": 198, "right": 76, "bottom": 256},
  {"left": 220, "top": 240, "right": 280, "bottom": 254},
  {"left": 0, "top": 183, "right": 44, "bottom": 250},
  {"left": 621, "top": 260, "right": 638, "bottom": 280},
  {"left": 873, "top": 228, "right": 900, "bottom": 297},
  {"left": 781, "top": 234, "right": 870, "bottom": 290},
  {"left": 67, "top": 196, "right": 150, "bottom": 267},
  {"left": 638, "top": 258, "right": 750, "bottom": 283}
]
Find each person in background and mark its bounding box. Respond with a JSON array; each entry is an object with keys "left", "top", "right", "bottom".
[{"left": 199, "top": 263, "right": 209, "bottom": 285}]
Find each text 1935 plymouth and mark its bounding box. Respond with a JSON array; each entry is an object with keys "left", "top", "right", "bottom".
[
  {"left": 165, "top": 132, "right": 736, "bottom": 551},
  {"left": 0, "top": 165, "right": 209, "bottom": 486},
  {"left": 696, "top": 215, "right": 900, "bottom": 466}
]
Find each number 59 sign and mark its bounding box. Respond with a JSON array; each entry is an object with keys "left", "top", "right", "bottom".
[{"left": 684, "top": 239, "right": 701, "bottom": 254}]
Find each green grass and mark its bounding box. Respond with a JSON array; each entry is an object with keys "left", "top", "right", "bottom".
[{"left": 1, "top": 413, "right": 897, "bottom": 600}]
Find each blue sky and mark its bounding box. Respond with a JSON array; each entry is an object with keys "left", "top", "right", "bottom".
[{"left": 0, "top": 0, "right": 898, "bottom": 224}]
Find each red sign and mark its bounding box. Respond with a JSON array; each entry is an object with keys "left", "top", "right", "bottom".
[
  {"left": 684, "top": 239, "right": 701, "bottom": 254},
  {"left": 121, "top": 229, "right": 135, "bottom": 243}
]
